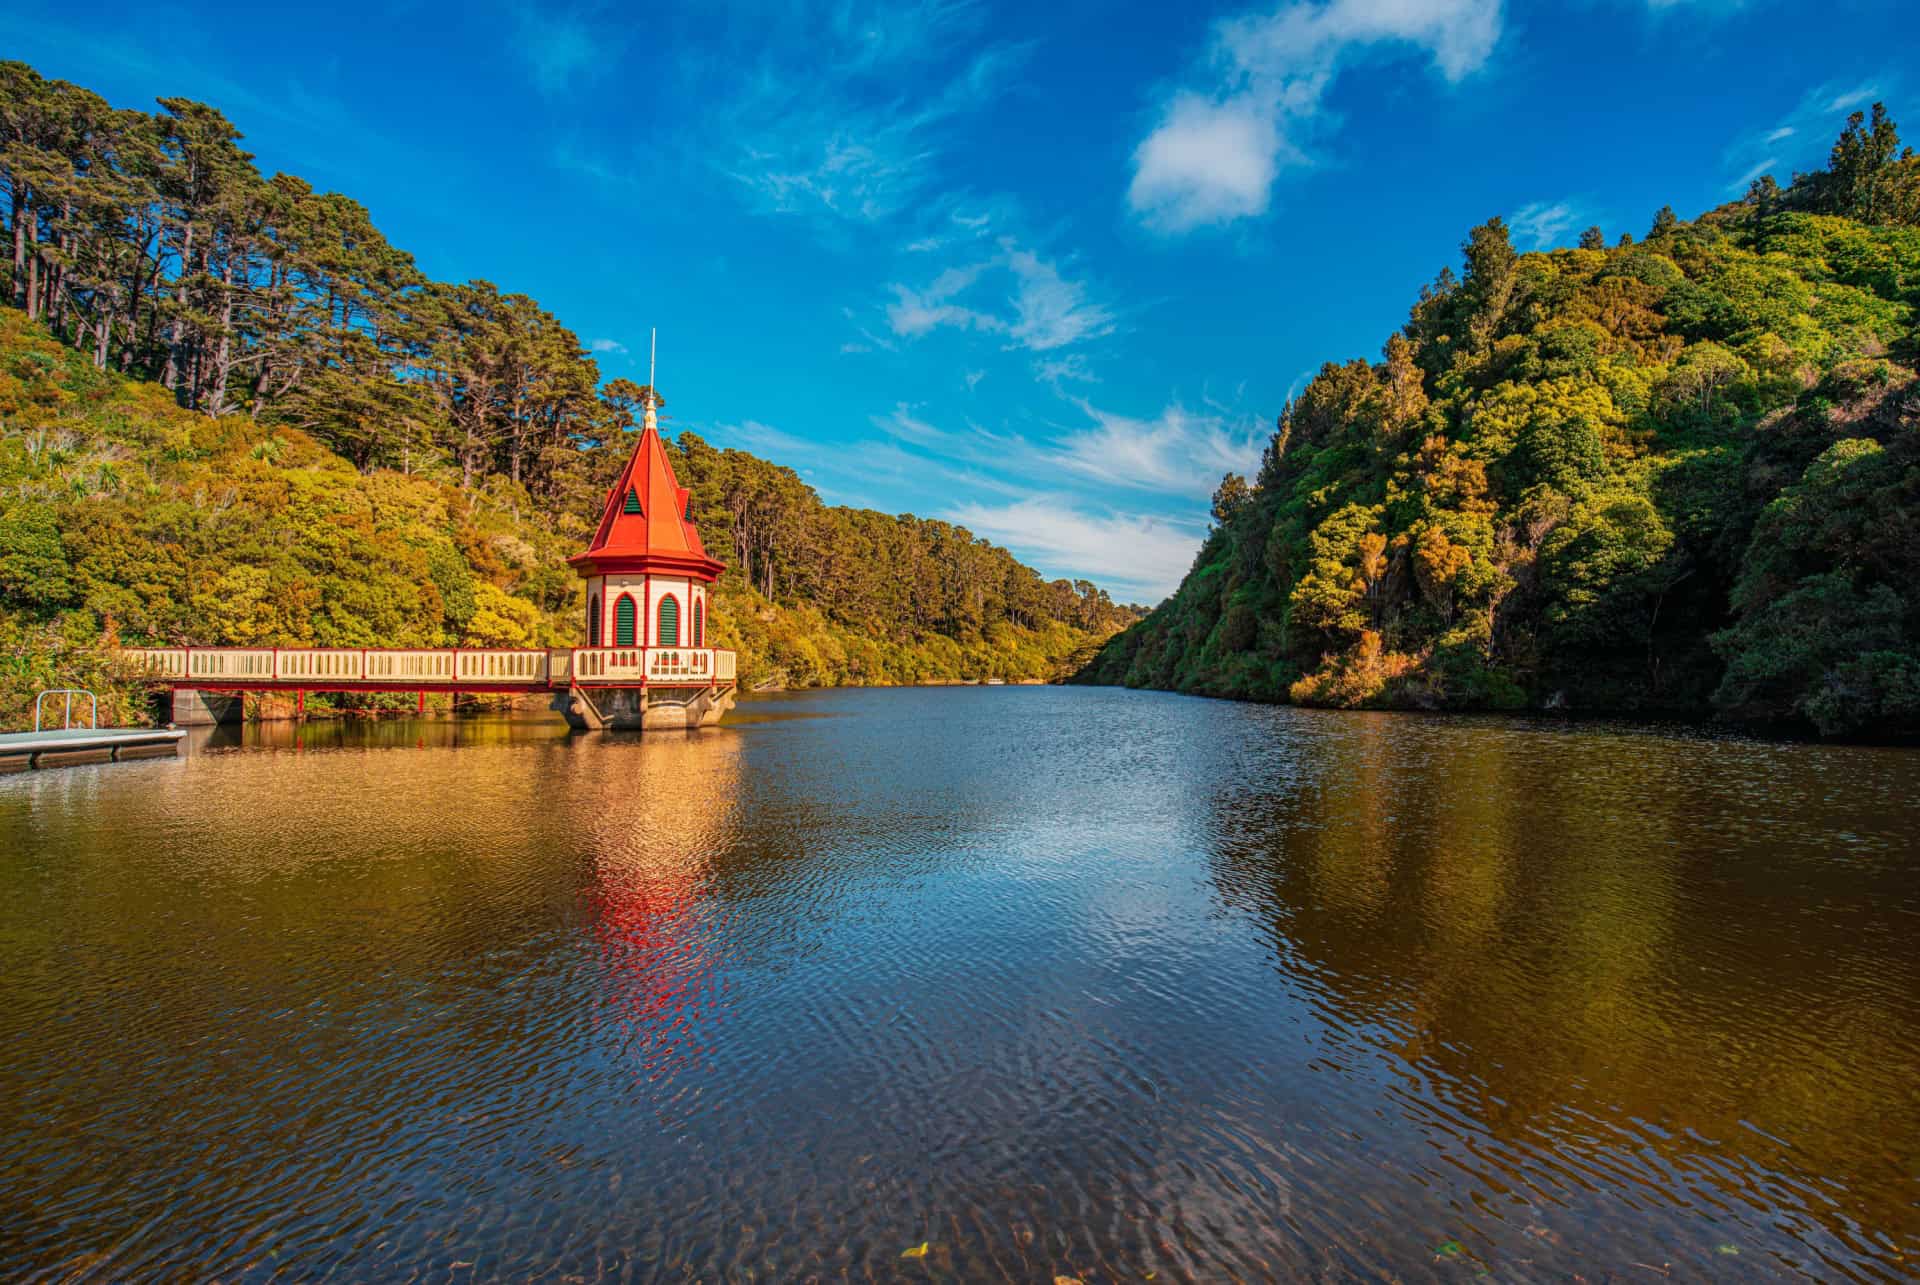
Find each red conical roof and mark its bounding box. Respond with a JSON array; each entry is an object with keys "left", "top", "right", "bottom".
[{"left": 570, "top": 423, "right": 726, "bottom": 581}]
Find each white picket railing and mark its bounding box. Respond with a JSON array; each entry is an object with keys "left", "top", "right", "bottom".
[
  {"left": 364, "top": 650, "right": 457, "bottom": 682},
  {"left": 570, "top": 647, "right": 648, "bottom": 681},
  {"left": 455, "top": 649, "right": 548, "bottom": 683},
  {"left": 119, "top": 645, "right": 737, "bottom": 688}
]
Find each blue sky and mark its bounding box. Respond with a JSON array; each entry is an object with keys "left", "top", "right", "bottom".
[{"left": 5, "top": 0, "right": 1913, "bottom": 601}]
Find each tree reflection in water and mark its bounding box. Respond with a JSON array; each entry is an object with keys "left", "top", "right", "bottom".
[{"left": 1203, "top": 711, "right": 1920, "bottom": 1277}]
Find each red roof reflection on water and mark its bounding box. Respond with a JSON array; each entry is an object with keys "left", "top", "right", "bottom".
[{"left": 589, "top": 863, "right": 728, "bottom": 1086}]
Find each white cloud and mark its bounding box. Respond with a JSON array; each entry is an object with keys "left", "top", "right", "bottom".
[
  {"left": 873, "top": 404, "right": 947, "bottom": 443},
  {"left": 1005, "top": 246, "right": 1116, "bottom": 350},
  {"left": 1723, "top": 81, "right": 1884, "bottom": 192},
  {"left": 513, "top": 6, "right": 610, "bottom": 94},
  {"left": 1509, "top": 199, "right": 1578, "bottom": 249},
  {"left": 590, "top": 337, "right": 628, "bottom": 354},
  {"left": 1130, "top": 96, "right": 1284, "bottom": 231},
  {"left": 945, "top": 497, "right": 1206, "bottom": 601},
  {"left": 1129, "top": 0, "right": 1504, "bottom": 233},
  {"left": 713, "top": 2, "right": 1026, "bottom": 229},
  {"left": 716, "top": 420, "right": 818, "bottom": 459},
  {"left": 1730, "top": 156, "right": 1779, "bottom": 189},
  {"left": 886, "top": 263, "right": 1003, "bottom": 338},
  {"left": 1034, "top": 353, "right": 1099, "bottom": 386},
  {"left": 1052, "top": 402, "right": 1264, "bottom": 498},
  {"left": 1828, "top": 85, "right": 1878, "bottom": 113},
  {"left": 882, "top": 241, "right": 1113, "bottom": 352}
]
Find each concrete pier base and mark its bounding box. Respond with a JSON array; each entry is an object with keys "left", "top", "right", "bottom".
[
  {"left": 169, "top": 688, "right": 243, "bottom": 726},
  {"left": 555, "top": 685, "right": 736, "bottom": 732}
]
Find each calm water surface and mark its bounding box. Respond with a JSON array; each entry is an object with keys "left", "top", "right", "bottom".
[{"left": 3, "top": 687, "right": 1917, "bottom": 1281}]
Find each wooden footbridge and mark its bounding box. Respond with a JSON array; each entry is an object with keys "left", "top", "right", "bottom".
[
  {"left": 125, "top": 644, "right": 737, "bottom": 730},
  {"left": 117, "top": 384, "right": 740, "bottom": 733}
]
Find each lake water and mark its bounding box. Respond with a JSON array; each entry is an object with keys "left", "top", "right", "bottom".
[{"left": 3, "top": 686, "right": 1917, "bottom": 1281}]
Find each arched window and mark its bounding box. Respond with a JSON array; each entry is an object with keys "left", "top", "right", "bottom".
[
  {"left": 693, "top": 598, "right": 705, "bottom": 646},
  {"left": 588, "top": 594, "right": 601, "bottom": 646},
  {"left": 657, "top": 594, "right": 680, "bottom": 647},
  {"left": 623, "top": 487, "right": 641, "bottom": 514},
  {"left": 614, "top": 594, "right": 637, "bottom": 647}
]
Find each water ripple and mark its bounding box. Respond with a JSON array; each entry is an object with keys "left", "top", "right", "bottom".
[{"left": 2, "top": 690, "right": 1917, "bottom": 1280}]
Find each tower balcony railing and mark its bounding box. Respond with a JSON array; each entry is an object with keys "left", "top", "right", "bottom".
[{"left": 568, "top": 646, "right": 735, "bottom": 685}]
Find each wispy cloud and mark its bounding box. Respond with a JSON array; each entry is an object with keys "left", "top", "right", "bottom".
[
  {"left": 1730, "top": 157, "right": 1779, "bottom": 188},
  {"left": 715, "top": 420, "right": 818, "bottom": 460},
  {"left": 590, "top": 337, "right": 628, "bottom": 354},
  {"left": 944, "top": 497, "right": 1207, "bottom": 601},
  {"left": 882, "top": 240, "right": 1114, "bottom": 353},
  {"left": 1034, "top": 353, "right": 1099, "bottom": 387},
  {"left": 1005, "top": 246, "right": 1116, "bottom": 350},
  {"left": 1509, "top": 199, "right": 1579, "bottom": 249},
  {"left": 710, "top": 0, "right": 1027, "bottom": 230},
  {"left": 1828, "top": 85, "right": 1879, "bottom": 113},
  {"left": 1129, "top": 0, "right": 1504, "bottom": 233},
  {"left": 887, "top": 263, "right": 1002, "bottom": 339},
  {"left": 1052, "top": 402, "right": 1264, "bottom": 498},
  {"left": 1722, "top": 79, "right": 1887, "bottom": 192},
  {"left": 511, "top": 4, "right": 614, "bottom": 94},
  {"left": 709, "top": 392, "right": 1258, "bottom": 598}
]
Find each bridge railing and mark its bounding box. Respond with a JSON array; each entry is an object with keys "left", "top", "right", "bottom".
[
  {"left": 364, "top": 650, "right": 456, "bottom": 683},
  {"left": 455, "top": 649, "right": 548, "bottom": 683},
  {"left": 276, "top": 649, "right": 366, "bottom": 680},
  {"left": 191, "top": 648, "right": 276, "bottom": 680},
  {"left": 124, "top": 648, "right": 189, "bottom": 679},
  {"left": 118, "top": 646, "right": 737, "bottom": 688}
]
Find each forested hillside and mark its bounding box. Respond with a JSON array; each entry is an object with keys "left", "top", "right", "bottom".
[
  {"left": 0, "top": 62, "right": 1132, "bottom": 725},
  {"left": 1082, "top": 104, "right": 1920, "bottom": 739}
]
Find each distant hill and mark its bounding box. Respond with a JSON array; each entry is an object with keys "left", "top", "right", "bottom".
[{"left": 1078, "top": 104, "right": 1920, "bottom": 739}]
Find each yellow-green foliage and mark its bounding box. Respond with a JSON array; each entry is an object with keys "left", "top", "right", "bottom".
[
  {"left": 1082, "top": 181, "right": 1920, "bottom": 738},
  {"left": 0, "top": 309, "right": 1127, "bottom": 725}
]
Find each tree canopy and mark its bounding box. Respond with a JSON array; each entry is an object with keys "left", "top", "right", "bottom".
[{"left": 1079, "top": 104, "right": 1920, "bottom": 739}]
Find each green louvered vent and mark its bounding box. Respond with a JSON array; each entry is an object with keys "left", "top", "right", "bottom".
[
  {"left": 614, "top": 595, "right": 636, "bottom": 646},
  {"left": 589, "top": 594, "right": 601, "bottom": 646},
  {"left": 657, "top": 595, "right": 680, "bottom": 648},
  {"left": 623, "top": 487, "right": 641, "bottom": 514}
]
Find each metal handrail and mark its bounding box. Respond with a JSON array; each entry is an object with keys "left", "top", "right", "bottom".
[{"left": 34, "top": 689, "right": 99, "bottom": 732}]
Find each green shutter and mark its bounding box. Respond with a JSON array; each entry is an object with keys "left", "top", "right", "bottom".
[
  {"left": 623, "top": 487, "right": 641, "bottom": 514},
  {"left": 693, "top": 600, "right": 704, "bottom": 645},
  {"left": 614, "top": 595, "right": 636, "bottom": 646},
  {"left": 589, "top": 595, "right": 601, "bottom": 646},
  {"left": 657, "top": 595, "right": 680, "bottom": 647}
]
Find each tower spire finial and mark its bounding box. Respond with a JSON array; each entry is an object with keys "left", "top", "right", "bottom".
[{"left": 643, "top": 327, "right": 658, "bottom": 432}]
